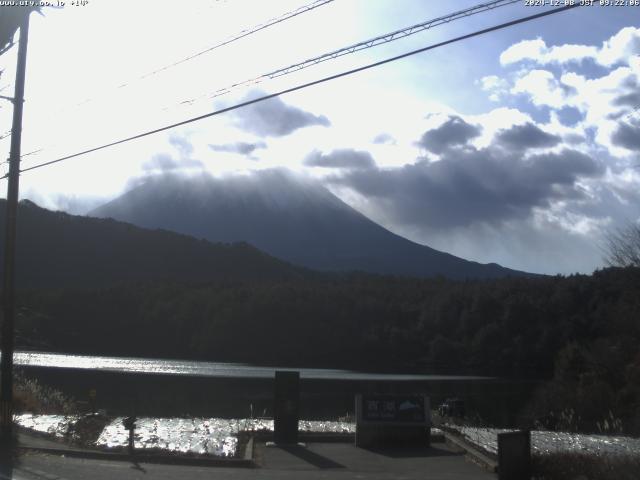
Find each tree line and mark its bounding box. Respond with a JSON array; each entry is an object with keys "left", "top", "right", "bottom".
[{"left": 13, "top": 266, "right": 640, "bottom": 434}]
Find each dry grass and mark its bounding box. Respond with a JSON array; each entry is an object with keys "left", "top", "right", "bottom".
[
  {"left": 532, "top": 452, "right": 640, "bottom": 480},
  {"left": 13, "top": 370, "right": 76, "bottom": 414}
]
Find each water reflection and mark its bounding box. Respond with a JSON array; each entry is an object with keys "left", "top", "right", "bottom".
[
  {"left": 13, "top": 350, "right": 492, "bottom": 381},
  {"left": 448, "top": 425, "right": 640, "bottom": 457},
  {"left": 95, "top": 417, "right": 357, "bottom": 456},
  {"left": 15, "top": 414, "right": 355, "bottom": 457}
]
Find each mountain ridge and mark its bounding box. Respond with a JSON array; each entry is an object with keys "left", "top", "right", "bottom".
[
  {"left": 0, "top": 198, "right": 304, "bottom": 290},
  {"left": 90, "top": 170, "right": 534, "bottom": 280}
]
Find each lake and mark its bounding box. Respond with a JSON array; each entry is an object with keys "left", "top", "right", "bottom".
[
  {"left": 12, "top": 350, "right": 533, "bottom": 424},
  {"left": 13, "top": 350, "right": 492, "bottom": 381}
]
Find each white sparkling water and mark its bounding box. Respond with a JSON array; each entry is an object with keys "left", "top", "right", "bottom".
[
  {"left": 18, "top": 414, "right": 639, "bottom": 459},
  {"left": 448, "top": 425, "right": 640, "bottom": 457},
  {"left": 15, "top": 414, "right": 355, "bottom": 457},
  {"left": 15, "top": 413, "right": 80, "bottom": 438}
]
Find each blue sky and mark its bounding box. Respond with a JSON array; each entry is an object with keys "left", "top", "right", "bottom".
[{"left": 0, "top": 0, "right": 639, "bottom": 275}]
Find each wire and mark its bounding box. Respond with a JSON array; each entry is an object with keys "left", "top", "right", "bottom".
[
  {"left": 19, "top": 0, "right": 520, "bottom": 168},
  {"left": 620, "top": 104, "right": 640, "bottom": 124},
  {"left": 139, "top": 0, "right": 334, "bottom": 82},
  {"left": 0, "top": 41, "right": 15, "bottom": 57},
  {"left": 15, "top": 0, "right": 336, "bottom": 168},
  {"left": 267, "top": 0, "right": 520, "bottom": 80},
  {"left": 4, "top": 4, "right": 579, "bottom": 180},
  {"left": 19, "top": 148, "right": 42, "bottom": 159},
  {"left": 175, "top": 0, "right": 521, "bottom": 107},
  {"left": 63, "top": 0, "right": 335, "bottom": 111}
]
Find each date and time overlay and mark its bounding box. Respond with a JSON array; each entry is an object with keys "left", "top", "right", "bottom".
[{"left": 1, "top": 0, "right": 639, "bottom": 8}]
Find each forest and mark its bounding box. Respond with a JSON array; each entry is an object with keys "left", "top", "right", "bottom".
[{"left": 13, "top": 266, "right": 640, "bottom": 434}]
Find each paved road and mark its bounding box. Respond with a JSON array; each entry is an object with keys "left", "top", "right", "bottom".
[{"left": 1, "top": 442, "right": 495, "bottom": 480}]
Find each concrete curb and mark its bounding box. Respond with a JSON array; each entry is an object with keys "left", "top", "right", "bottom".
[
  {"left": 443, "top": 432, "right": 497, "bottom": 473},
  {"left": 16, "top": 445, "right": 256, "bottom": 468},
  {"left": 253, "top": 431, "right": 355, "bottom": 443}
]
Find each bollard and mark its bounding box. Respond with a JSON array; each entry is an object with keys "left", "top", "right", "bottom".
[
  {"left": 498, "top": 430, "right": 531, "bottom": 480},
  {"left": 88, "top": 389, "right": 96, "bottom": 413},
  {"left": 274, "top": 371, "right": 299, "bottom": 445},
  {"left": 122, "top": 416, "right": 137, "bottom": 455}
]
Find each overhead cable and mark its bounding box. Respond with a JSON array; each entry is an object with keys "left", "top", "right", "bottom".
[{"left": 5, "top": 4, "right": 579, "bottom": 179}]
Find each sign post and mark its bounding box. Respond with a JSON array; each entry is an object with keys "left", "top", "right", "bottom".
[
  {"left": 273, "top": 371, "right": 299, "bottom": 445},
  {"left": 355, "top": 394, "right": 431, "bottom": 448}
]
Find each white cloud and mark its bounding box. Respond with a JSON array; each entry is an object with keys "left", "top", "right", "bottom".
[
  {"left": 598, "top": 26, "right": 640, "bottom": 67},
  {"left": 478, "top": 75, "right": 510, "bottom": 102},
  {"left": 469, "top": 107, "right": 531, "bottom": 149},
  {"left": 500, "top": 27, "right": 640, "bottom": 67},
  {"left": 498, "top": 31, "right": 639, "bottom": 159},
  {"left": 500, "top": 38, "right": 549, "bottom": 65},
  {"left": 511, "top": 70, "right": 567, "bottom": 109}
]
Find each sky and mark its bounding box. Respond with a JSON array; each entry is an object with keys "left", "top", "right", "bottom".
[{"left": 0, "top": 0, "right": 639, "bottom": 275}]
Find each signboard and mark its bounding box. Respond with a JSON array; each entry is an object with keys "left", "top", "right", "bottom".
[
  {"left": 361, "top": 395, "right": 426, "bottom": 423},
  {"left": 355, "top": 394, "right": 431, "bottom": 448}
]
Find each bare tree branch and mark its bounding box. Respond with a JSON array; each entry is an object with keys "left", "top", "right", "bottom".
[{"left": 604, "top": 222, "right": 640, "bottom": 268}]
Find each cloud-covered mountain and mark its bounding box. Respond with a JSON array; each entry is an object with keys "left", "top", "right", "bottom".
[{"left": 90, "top": 170, "right": 532, "bottom": 279}]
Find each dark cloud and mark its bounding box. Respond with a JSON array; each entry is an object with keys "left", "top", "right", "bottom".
[
  {"left": 209, "top": 141, "right": 267, "bottom": 155},
  {"left": 611, "top": 122, "right": 640, "bottom": 151},
  {"left": 612, "top": 91, "right": 640, "bottom": 108},
  {"left": 372, "top": 133, "right": 396, "bottom": 145},
  {"left": 304, "top": 149, "right": 375, "bottom": 170},
  {"left": 230, "top": 91, "right": 330, "bottom": 137},
  {"left": 142, "top": 153, "right": 203, "bottom": 172},
  {"left": 611, "top": 75, "right": 639, "bottom": 111},
  {"left": 496, "top": 122, "right": 561, "bottom": 150},
  {"left": 169, "top": 135, "right": 194, "bottom": 156},
  {"left": 417, "top": 116, "right": 481, "bottom": 153},
  {"left": 564, "top": 133, "right": 586, "bottom": 145},
  {"left": 622, "top": 74, "right": 638, "bottom": 89},
  {"left": 330, "top": 147, "right": 602, "bottom": 230}
]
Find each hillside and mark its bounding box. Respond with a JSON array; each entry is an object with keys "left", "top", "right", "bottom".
[{"left": 0, "top": 199, "right": 303, "bottom": 289}]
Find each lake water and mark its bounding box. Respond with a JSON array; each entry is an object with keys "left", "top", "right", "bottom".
[
  {"left": 13, "top": 350, "right": 521, "bottom": 422},
  {"left": 446, "top": 424, "right": 640, "bottom": 458},
  {"left": 15, "top": 413, "right": 356, "bottom": 457},
  {"left": 13, "top": 350, "right": 492, "bottom": 381}
]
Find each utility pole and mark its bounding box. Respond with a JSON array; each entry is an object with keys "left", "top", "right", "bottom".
[{"left": 0, "top": 10, "right": 30, "bottom": 445}]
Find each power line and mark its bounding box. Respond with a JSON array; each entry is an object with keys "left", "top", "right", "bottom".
[
  {"left": 0, "top": 40, "right": 16, "bottom": 57},
  {"left": 19, "top": 0, "right": 519, "bottom": 168},
  {"left": 266, "top": 0, "right": 520, "bottom": 80},
  {"left": 4, "top": 4, "right": 579, "bottom": 180},
  {"left": 175, "top": 0, "right": 521, "bottom": 107},
  {"left": 620, "top": 104, "right": 640, "bottom": 124},
  {"left": 139, "top": 0, "right": 334, "bottom": 82},
  {"left": 15, "top": 0, "right": 336, "bottom": 168},
  {"left": 62, "top": 0, "right": 335, "bottom": 112}
]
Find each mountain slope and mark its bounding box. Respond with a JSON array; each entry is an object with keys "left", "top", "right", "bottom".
[
  {"left": 0, "top": 199, "right": 302, "bottom": 290},
  {"left": 90, "top": 170, "right": 531, "bottom": 279}
]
